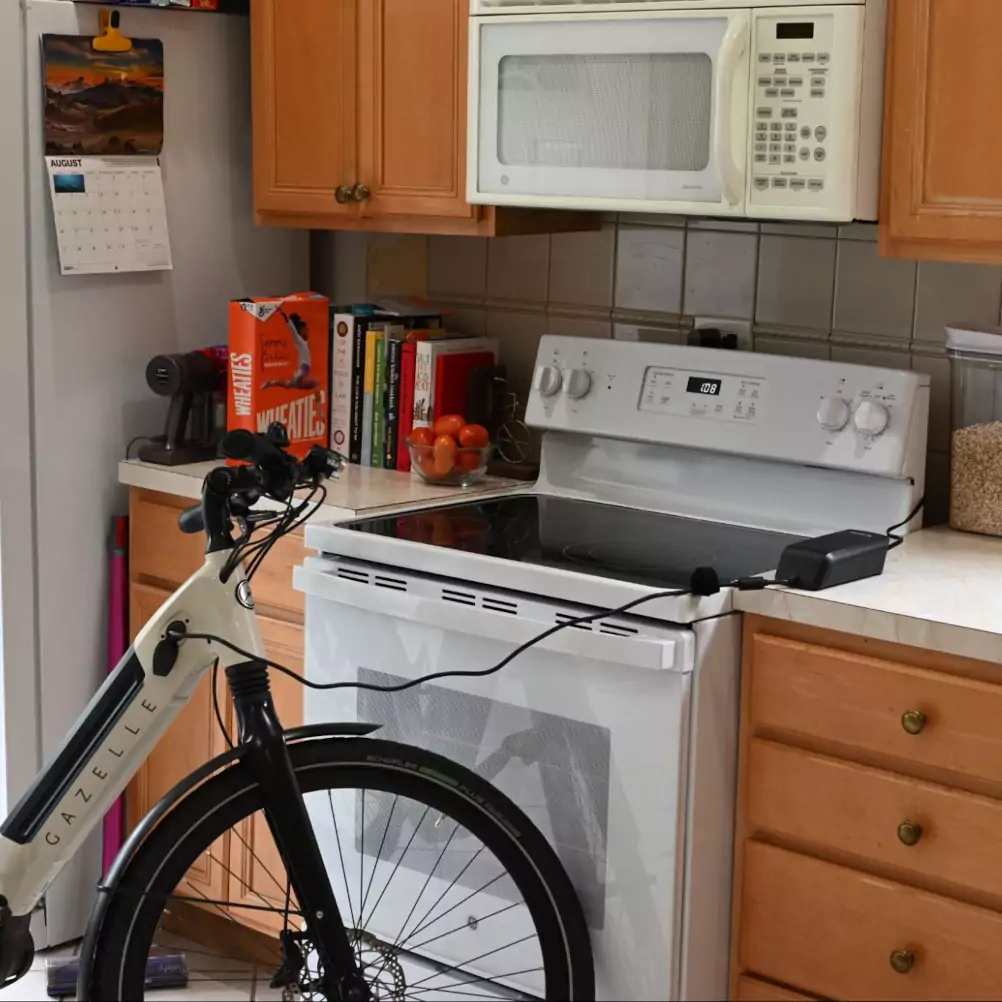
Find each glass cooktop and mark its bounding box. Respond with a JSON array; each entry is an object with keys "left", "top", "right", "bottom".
[{"left": 346, "top": 495, "right": 803, "bottom": 590}]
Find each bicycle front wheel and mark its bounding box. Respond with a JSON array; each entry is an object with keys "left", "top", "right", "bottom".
[{"left": 81, "top": 737, "right": 594, "bottom": 1001}]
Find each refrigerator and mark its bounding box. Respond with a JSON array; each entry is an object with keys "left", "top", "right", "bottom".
[{"left": 0, "top": 0, "right": 308, "bottom": 946}]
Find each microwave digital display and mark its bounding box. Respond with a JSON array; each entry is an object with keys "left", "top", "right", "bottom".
[{"left": 776, "top": 22, "right": 815, "bottom": 39}]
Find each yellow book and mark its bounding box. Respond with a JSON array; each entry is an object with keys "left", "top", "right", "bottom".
[{"left": 361, "top": 327, "right": 385, "bottom": 466}]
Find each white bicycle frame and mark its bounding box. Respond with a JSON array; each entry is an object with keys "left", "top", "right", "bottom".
[{"left": 0, "top": 551, "right": 263, "bottom": 918}]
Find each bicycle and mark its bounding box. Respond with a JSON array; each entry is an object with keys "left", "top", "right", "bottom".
[{"left": 0, "top": 426, "right": 594, "bottom": 1001}]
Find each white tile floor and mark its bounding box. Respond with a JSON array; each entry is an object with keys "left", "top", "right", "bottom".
[{"left": 0, "top": 936, "right": 283, "bottom": 1001}]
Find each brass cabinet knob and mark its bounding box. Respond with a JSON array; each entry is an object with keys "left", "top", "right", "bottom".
[
  {"left": 897, "top": 821, "right": 924, "bottom": 846},
  {"left": 901, "top": 709, "right": 927, "bottom": 735},
  {"left": 890, "top": 949, "right": 916, "bottom": 974},
  {"left": 335, "top": 184, "right": 353, "bottom": 204},
  {"left": 351, "top": 183, "right": 371, "bottom": 202}
]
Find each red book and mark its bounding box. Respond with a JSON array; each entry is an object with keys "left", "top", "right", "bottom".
[
  {"left": 434, "top": 350, "right": 496, "bottom": 423},
  {"left": 396, "top": 342, "right": 419, "bottom": 472}
]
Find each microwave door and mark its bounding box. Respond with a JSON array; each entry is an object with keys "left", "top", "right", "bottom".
[{"left": 471, "top": 11, "right": 751, "bottom": 214}]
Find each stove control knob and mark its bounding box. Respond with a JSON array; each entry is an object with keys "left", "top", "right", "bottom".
[
  {"left": 817, "top": 396, "right": 851, "bottom": 432},
  {"left": 533, "top": 364, "right": 563, "bottom": 398},
  {"left": 854, "top": 400, "right": 890, "bottom": 437},
  {"left": 565, "top": 368, "right": 593, "bottom": 400}
]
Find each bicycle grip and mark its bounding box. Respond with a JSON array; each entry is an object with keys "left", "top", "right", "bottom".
[{"left": 178, "top": 504, "right": 205, "bottom": 535}]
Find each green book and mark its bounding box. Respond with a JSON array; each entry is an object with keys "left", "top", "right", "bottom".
[{"left": 371, "top": 333, "right": 388, "bottom": 468}]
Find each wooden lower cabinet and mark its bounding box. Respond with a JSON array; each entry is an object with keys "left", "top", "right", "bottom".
[
  {"left": 127, "top": 488, "right": 305, "bottom": 939},
  {"left": 732, "top": 616, "right": 1002, "bottom": 1000},
  {"left": 735, "top": 975, "right": 818, "bottom": 1002}
]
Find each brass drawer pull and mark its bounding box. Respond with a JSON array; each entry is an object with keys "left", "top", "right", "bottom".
[
  {"left": 897, "top": 821, "right": 924, "bottom": 846},
  {"left": 890, "top": 949, "right": 915, "bottom": 974},
  {"left": 901, "top": 709, "right": 927, "bottom": 735}
]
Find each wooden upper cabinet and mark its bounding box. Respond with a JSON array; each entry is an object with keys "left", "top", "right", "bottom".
[
  {"left": 251, "top": 0, "right": 594, "bottom": 235},
  {"left": 880, "top": 0, "right": 1002, "bottom": 263},
  {"left": 357, "top": 0, "right": 476, "bottom": 223},
  {"left": 251, "top": 0, "right": 358, "bottom": 217}
]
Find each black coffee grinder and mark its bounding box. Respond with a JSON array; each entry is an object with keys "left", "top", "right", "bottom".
[{"left": 138, "top": 352, "right": 221, "bottom": 466}]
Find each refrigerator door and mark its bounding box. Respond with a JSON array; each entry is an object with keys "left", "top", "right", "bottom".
[{"left": 10, "top": 0, "right": 308, "bottom": 946}]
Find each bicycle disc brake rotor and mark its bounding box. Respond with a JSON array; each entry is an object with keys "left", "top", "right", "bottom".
[{"left": 276, "top": 931, "right": 406, "bottom": 1001}]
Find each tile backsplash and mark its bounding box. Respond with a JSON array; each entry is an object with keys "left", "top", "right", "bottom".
[{"left": 312, "top": 219, "right": 1002, "bottom": 525}]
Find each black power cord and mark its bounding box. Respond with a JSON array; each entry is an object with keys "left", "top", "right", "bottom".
[
  {"left": 172, "top": 567, "right": 794, "bottom": 705},
  {"left": 886, "top": 496, "right": 926, "bottom": 551}
]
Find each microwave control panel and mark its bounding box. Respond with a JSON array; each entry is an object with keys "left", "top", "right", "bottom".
[{"left": 748, "top": 7, "right": 863, "bottom": 216}]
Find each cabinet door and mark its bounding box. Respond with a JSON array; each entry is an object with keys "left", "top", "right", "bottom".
[
  {"left": 881, "top": 0, "right": 1002, "bottom": 262},
  {"left": 128, "top": 584, "right": 233, "bottom": 907},
  {"left": 252, "top": 0, "right": 359, "bottom": 217},
  {"left": 226, "top": 616, "right": 305, "bottom": 934},
  {"left": 356, "top": 0, "right": 479, "bottom": 222}
]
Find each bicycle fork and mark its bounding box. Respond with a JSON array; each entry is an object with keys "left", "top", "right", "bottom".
[{"left": 226, "top": 662, "right": 370, "bottom": 1002}]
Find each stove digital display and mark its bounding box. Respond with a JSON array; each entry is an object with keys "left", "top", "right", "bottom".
[{"left": 686, "top": 377, "right": 723, "bottom": 396}]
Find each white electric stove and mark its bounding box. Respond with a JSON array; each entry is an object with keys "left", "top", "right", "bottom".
[{"left": 294, "top": 337, "right": 930, "bottom": 1001}]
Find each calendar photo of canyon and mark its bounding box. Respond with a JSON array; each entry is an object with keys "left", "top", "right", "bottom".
[{"left": 42, "top": 34, "right": 164, "bottom": 156}]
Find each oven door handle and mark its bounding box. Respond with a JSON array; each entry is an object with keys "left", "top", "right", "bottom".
[
  {"left": 294, "top": 565, "right": 683, "bottom": 673},
  {"left": 713, "top": 15, "right": 750, "bottom": 207}
]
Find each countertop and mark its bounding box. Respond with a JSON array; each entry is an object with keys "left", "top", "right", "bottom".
[
  {"left": 119, "top": 459, "right": 522, "bottom": 522},
  {"left": 736, "top": 525, "right": 1002, "bottom": 665}
]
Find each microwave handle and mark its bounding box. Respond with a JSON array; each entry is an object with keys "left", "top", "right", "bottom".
[{"left": 713, "top": 18, "right": 750, "bottom": 207}]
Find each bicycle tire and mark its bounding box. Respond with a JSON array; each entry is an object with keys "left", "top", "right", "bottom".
[{"left": 81, "top": 737, "right": 595, "bottom": 1001}]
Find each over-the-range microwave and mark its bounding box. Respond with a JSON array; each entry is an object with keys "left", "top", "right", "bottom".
[{"left": 467, "top": 0, "right": 887, "bottom": 222}]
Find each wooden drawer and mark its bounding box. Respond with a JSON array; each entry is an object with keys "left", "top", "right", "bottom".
[
  {"left": 248, "top": 529, "right": 306, "bottom": 618},
  {"left": 130, "top": 490, "right": 305, "bottom": 618},
  {"left": 748, "top": 633, "right": 1002, "bottom": 786},
  {"left": 735, "top": 976, "right": 818, "bottom": 1001},
  {"left": 740, "top": 840, "right": 1002, "bottom": 1000},
  {"left": 747, "top": 738, "right": 1002, "bottom": 902},
  {"left": 130, "top": 492, "right": 203, "bottom": 587}
]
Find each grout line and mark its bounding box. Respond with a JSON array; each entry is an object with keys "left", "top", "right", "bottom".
[
  {"left": 828, "top": 231, "right": 842, "bottom": 336},
  {"left": 609, "top": 217, "right": 621, "bottom": 326}
]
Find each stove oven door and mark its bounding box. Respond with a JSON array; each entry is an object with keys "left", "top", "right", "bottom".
[{"left": 295, "top": 556, "right": 696, "bottom": 1002}]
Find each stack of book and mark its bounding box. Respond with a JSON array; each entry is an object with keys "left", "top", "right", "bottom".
[{"left": 330, "top": 301, "right": 498, "bottom": 472}]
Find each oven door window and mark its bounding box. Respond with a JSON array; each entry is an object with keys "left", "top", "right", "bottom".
[{"left": 476, "top": 14, "right": 749, "bottom": 205}]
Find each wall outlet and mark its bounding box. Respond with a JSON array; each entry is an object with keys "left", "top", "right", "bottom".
[{"left": 691, "top": 317, "right": 753, "bottom": 351}]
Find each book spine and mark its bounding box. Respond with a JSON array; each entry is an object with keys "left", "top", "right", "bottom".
[
  {"left": 412, "top": 342, "right": 435, "bottom": 429},
  {"left": 348, "top": 318, "right": 368, "bottom": 464},
  {"left": 384, "top": 338, "right": 402, "bottom": 469},
  {"left": 397, "top": 343, "right": 417, "bottom": 472},
  {"left": 361, "top": 329, "right": 381, "bottom": 467},
  {"left": 330, "top": 313, "right": 354, "bottom": 456},
  {"left": 371, "top": 335, "right": 387, "bottom": 468}
]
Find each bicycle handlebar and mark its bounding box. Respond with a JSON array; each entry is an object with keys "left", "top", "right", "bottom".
[{"left": 179, "top": 423, "right": 344, "bottom": 538}]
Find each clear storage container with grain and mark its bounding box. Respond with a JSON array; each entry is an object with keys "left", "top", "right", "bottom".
[{"left": 947, "top": 326, "right": 1002, "bottom": 535}]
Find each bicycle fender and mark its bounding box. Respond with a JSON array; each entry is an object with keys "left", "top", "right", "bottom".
[{"left": 76, "top": 721, "right": 379, "bottom": 1001}]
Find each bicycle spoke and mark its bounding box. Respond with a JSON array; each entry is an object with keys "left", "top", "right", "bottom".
[
  {"left": 328, "top": 788, "right": 358, "bottom": 933},
  {"left": 204, "top": 849, "right": 279, "bottom": 915},
  {"left": 229, "top": 816, "right": 290, "bottom": 900},
  {"left": 405, "top": 935, "right": 538, "bottom": 992},
  {"left": 397, "top": 846, "right": 486, "bottom": 949},
  {"left": 358, "top": 787, "right": 366, "bottom": 939},
  {"left": 404, "top": 962, "right": 544, "bottom": 997},
  {"left": 401, "top": 870, "right": 508, "bottom": 948},
  {"left": 389, "top": 822, "right": 460, "bottom": 952},
  {"left": 359, "top": 804, "right": 431, "bottom": 931},
  {"left": 406, "top": 900, "right": 525, "bottom": 956},
  {"left": 359, "top": 793, "right": 398, "bottom": 924}
]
